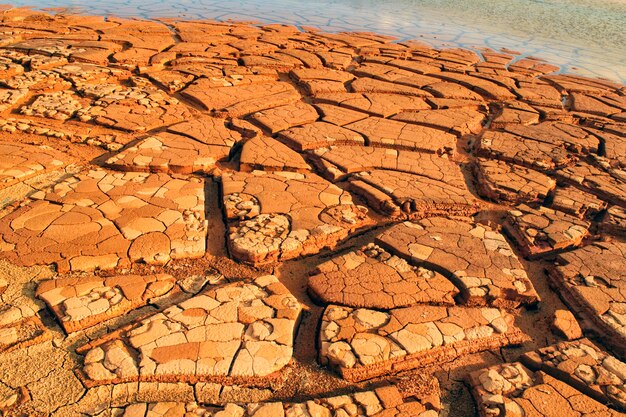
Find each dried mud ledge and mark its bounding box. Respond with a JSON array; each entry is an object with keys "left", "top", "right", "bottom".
[{"left": 0, "top": 5, "right": 624, "bottom": 417}]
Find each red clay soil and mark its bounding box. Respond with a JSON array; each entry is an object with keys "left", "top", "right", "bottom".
[{"left": 0, "top": 6, "right": 624, "bottom": 417}]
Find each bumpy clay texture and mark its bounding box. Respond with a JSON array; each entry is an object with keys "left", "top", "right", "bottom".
[
  {"left": 0, "top": 6, "right": 624, "bottom": 416},
  {"left": 504, "top": 204, "right": 591, "bottom": 258},
  {"left": 376, "top": 219, "right": 539, "bottom": 308},
  {"left": 521, "top": 339, "right": 626, "bottom": 411},
  {"left": 308, "top": 243, "right": 459, "bottom": 309},
  {"left": 467, "top": 362, "right": 625, "bottom": 417},
  {"left": 0, "top": 170, "right": 207, "bottom": 272},
  {"left": 319, "top": 304, "right": 527, "bottom": 382},
  {"left": 222, "top": 170, "right": 371, "bottom": 264},
  {"left": 36, "top": 274, "right": 177, "bottom": 333},
  {"left": 78, "top": 276, "right": 301, "bottom": 387},
  {"left": 548, "top": 241, "right": 626, "bottom": 356}
]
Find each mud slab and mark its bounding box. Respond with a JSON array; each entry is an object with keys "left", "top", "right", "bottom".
[{"left": 467, "top": 362, "right": 625, "bottom": 417}]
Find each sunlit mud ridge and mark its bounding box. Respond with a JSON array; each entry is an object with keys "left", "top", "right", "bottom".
[{"left": 0, "top": 6, "right": 624, "bottom": 417}]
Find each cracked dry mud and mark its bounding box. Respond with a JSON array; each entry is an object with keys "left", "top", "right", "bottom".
[{"left": 0, "top": 6, "right": 624, "bottom": 417}]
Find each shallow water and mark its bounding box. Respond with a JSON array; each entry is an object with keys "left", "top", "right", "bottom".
[{"left": 9, "top": 0, "right": 626, "bottom": 81}]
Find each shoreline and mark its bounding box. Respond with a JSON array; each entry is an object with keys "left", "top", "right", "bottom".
[{"left": 7, "top": 0, "right": 626, "bottom": 82}]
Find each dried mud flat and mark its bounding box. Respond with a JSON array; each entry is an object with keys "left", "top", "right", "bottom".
[{"left": 0, "top": 5, "right": 625, "bottom": 417}]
